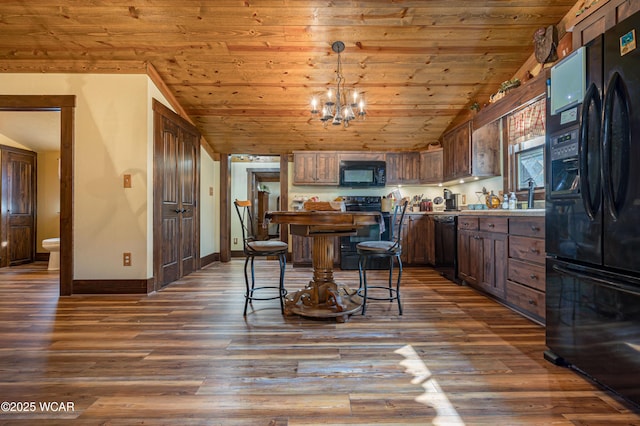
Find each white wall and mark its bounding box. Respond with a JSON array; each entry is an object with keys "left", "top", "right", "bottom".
[
  {"left": 0, "top": 73, "right": 173, "bottom": 280},
  {"left": 200, "top": 149, "right": 219, "bottom": 256},
  {"left": 37, "top": 151, "right": 61, "bottom": 250}
]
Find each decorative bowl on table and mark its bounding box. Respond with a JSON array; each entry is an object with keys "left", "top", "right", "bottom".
[{"left": 303, "top": 201, "right": 345, "bottom": 211}]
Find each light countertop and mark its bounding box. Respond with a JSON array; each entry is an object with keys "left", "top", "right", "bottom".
[
  {"left": 405, "top": 209, "right": 545, "bottom": 217},
  {"left": 458, "top": 208, "right": 545, "bottom": 217}
]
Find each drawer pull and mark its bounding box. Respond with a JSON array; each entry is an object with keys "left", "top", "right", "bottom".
[
  {"left": 488, "top": 223, "right": 495, "bottom": 228},
  {"left": 530, "top": 247, "right": 540, "bottom": 254},
  {"left": 528, "top": 299, "right": 537, "bottom": 306},
  {"left": 529, "top": 274, "right": 538, "bottom": 280},
  {"left": 530, "top": 225, "right": 540, "bottom": 231}
]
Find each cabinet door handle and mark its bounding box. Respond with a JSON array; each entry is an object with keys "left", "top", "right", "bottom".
[
  {"left": 529, "top": 274, "right": 538, "bottom": 280},
  {"left": 174, "top": 209, "right": 182, "bottom": 213},
  {"left": 528, "top": 299, "right": 537, "bottom": 306}
]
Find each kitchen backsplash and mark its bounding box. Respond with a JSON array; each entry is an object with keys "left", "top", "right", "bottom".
[{"left": 289, "top": 175, "right": 508, "bottom": 210}]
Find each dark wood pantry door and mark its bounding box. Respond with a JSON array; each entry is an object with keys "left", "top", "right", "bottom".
[
  {"left": 0, "top": 146, "right": 37, "bottom": 267},
  {"left": 153, "top": 100, "right": 200, "bottom": 290}
]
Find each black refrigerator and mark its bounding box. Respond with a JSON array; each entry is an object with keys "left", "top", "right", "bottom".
[{"left": 545, "top": 11, "right": 640, "bottom": 408}]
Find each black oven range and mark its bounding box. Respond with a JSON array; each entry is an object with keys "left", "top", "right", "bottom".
[{"left": 339, "top": 196, "right": 391, "bottom": 270}]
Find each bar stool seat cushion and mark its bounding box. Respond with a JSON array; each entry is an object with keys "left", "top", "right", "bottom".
[
  {"left": 356, "top": 241, "right": 400, "bottom": 253},
  {"left": 247, "top": 240, "right": 288, "bottom": 252}
]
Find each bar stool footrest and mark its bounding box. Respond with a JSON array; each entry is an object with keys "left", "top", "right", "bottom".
[{"left": 357, "top": 286, "right": 399, "bottom": 301}]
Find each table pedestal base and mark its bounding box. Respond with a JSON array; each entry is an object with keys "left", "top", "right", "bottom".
[{"left": 284, "top": 235, "right": 362, "bottom": 322}]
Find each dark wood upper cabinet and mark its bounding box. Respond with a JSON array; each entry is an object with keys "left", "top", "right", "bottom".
[
  {"left": 471, "top": 120, "right": 501, "bottom": 178},
  {"left": 442, "top": 121, "right": 471, "bottom": 181},
  {"left": 570, "top": 0, "right": 640, "bottom": 50},
  {"left": 419, "top": 148, "right": 443, "bottom": 184},
  {"left": 293, "top": 151, "right": 338, "bottom": 185},
  {"left": 385, "top": 152, "right": 420, "bottom": 185}
]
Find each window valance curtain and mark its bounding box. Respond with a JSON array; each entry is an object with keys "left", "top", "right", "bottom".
[{"left": 507, "top": 98, "right": 546, "bottom": 145}]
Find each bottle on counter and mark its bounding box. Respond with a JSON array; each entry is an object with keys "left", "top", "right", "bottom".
[
  {"left": 502, "top": 194, "right": 509, "bottom": 209},
  {"left": 508, "top": 192, "right": 517, "bottom": 210}
]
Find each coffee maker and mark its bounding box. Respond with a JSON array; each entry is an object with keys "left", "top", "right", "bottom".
[{"left": 443, "top": 188, "right": 460, "bottom": 211}]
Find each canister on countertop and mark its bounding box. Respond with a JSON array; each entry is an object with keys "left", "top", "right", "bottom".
[{"left": 381, "top": 196, "right": 393, "bottom": 212}]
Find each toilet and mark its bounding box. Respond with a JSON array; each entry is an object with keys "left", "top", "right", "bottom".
[{"left": 42, "top": 238, "right": 60, "bottom": 271}]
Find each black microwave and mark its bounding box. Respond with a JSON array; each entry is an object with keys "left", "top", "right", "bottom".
[{"left": 339, "top": 160, "right": 386, "bottom": 187}]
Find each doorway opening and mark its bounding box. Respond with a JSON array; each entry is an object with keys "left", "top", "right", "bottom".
[
  {"left": 230, "top": 155, "right": 282, "bottom": 256},
  {"left": 0, "top": 95, "right": 75, "bottom": 296}
]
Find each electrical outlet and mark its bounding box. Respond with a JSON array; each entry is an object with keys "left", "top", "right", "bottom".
[
  {"left": 123, "top": 174, "right": 132, "bottom": 188},
  {"left": 209, "top": 186, "right": 213, "bottom": 196},
  {"left": 123, "top": 252, "right": 132, "bottom": 266},
  {"left": 233, "top": 238, "right": 238, "bottom": 244}
]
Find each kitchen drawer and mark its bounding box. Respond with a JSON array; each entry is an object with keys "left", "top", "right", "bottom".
[
  {"left": 458, "top": 217, "right": 479, "bottom": 231},
  {"left": 509, "top": 235, "right": 545, "bottom": 264},
  {"left": 509, "top": 217, "right": 544, "bottom": 238},
  {"left": 508, "top": 258, "right": 545, "bottom": 292},
  {"left": 506, "top": 280, "right": 545, "bottom": 320},
  {"left": 479, "top": 216, "right": 508, "bottom": 233}
]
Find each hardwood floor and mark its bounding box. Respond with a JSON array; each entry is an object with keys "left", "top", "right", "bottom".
[{"left": 0, "top": 260, "right": 638, "bottom": 425}]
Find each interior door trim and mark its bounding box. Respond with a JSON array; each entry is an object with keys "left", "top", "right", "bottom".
[{"left": 0, "top": 95, "right": 75, "bottom": 296}]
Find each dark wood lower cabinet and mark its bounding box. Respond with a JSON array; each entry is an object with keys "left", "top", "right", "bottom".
[
  {"left": 457, "top": 217, "right": 479, "bottom": 285},
  {"left": 506, "top": 216, "right": 546, "bottom": 323},
  {"left": 458, "top": 214, "right": 543, "bottom": 323},
  {"left": 478, "top": 231, "right": 507, "bottom": 298},
  {"left": 406, "top": 214, "right": 431, "bottom": 265}
]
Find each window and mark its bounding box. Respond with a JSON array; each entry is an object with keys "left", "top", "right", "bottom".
[{"left": 506, "top": 97, "right": 546, "bottom": 194}]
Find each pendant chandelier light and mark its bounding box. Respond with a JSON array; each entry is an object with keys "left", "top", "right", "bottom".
[{"left": 311, "top": 41, "right": 366, "bottom": 128}]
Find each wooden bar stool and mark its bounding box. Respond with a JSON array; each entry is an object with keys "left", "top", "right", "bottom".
[
  {"left": 234, "top": 200, "right": 288, "bottom": 315},
  {"left": 356, "top": 200, "right": 408, "bottom": 315}
]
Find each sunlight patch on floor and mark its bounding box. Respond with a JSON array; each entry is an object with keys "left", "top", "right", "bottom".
[{"left": 396, "top": 344, "right": 465, "bottom": 426}]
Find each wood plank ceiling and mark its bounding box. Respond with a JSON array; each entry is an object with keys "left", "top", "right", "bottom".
[{"left": 0, "top": 0, "right": 578, "bottom": 154}]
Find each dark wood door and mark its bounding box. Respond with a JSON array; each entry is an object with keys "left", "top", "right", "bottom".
[
  {"left": 159, "top": 117, "right": 181, "bottom": 285},
  {"left": 154, "top": 101, "right": 200, "bottom": 289},
  {"left": 1, "top": 146, "right": 37, "bottom": 267},
  {"left": 178, "top": 131, "right": 198, "bottom": 278}
]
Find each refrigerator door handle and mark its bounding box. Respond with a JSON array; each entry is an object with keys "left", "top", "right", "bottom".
[
  {"left": 602, "top": 72, "right": 630, "bottom": 221},
  {"left": 552, "top": 263, "right": 640, "bottom": 296},
  {"left": 579, "top": 82, "right": 602, "bottom": 221}
]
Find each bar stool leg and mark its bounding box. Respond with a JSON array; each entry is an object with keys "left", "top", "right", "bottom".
[
  {"left": 278, "top": 253, "right": 286, "bottom": 314},
  {"left": 396, "top": 254, "right": 403, "bottom": 315},
  {"left": 358, "top": 255, "right": 369, "bottom": 315},
  {"left": 243, "top": 256, "right": 252, "bottom": 316}
]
